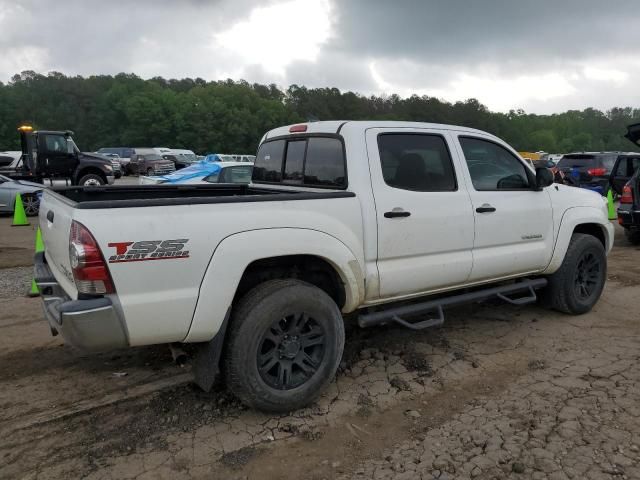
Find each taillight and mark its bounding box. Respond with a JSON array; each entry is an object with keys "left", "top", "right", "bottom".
[
  {"left": 621, "top": 184, "right": 634, "bottom": 204},
  {"left": 69, "top": 221, "right": 115, "bottom": 295},
  {"left": 587, "top": 168, "right": 606, "bottom": 176}
]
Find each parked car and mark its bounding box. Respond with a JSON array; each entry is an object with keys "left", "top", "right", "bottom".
[
  {"left": 204, "top": 153, "right": 256, "bottom": 163},
  {"left": 160, "top": 153, "right": 199, "bottom": 170},
  {"left": 169, "top": 149, "right": 199, "bottom": 169},
  {"left": 612, "top": 124, "right": 640, "bottom": 244},
  {"left": 0, "top": 174, "right": 42, "bottom": 216},
  {"left": 96, "top": 147, "right": 134, "bottom": 173},
  {"left": 140, "top": 161, "right": 253, "bottom": 185},
  {"left": 35, "top": 121, "right": 613, "bottom": 412},
  {"left": 556, "top": 152, "right": 622, "bottom": 194},
  {"left": 0, "top": 151, "right": 22, "bottom": 171},
  {"left": 126, "top": 149, "right": 175, "bottom": 176}
]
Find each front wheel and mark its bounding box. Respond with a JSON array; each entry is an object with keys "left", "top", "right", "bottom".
[
  {"left": 544, "top": 233, "right": 606, "bottom": 314},
  {"left": 224, "top": 279, "right": 345, "bottom": 412},
  {"left": 78, "top": 173, "right": 105, "bottom": 186},
  {"left": 146, "top": 168, "right": 154, "bottom": 176}
]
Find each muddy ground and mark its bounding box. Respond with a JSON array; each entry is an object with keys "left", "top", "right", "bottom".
[{"left": 0, "top": 216, "right": 639, "bottom": 480}]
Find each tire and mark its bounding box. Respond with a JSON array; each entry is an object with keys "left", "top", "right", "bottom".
[
  {"left": 22, "top": 193, "right": 40, "bottom": 216},
  {"left": 146, "top": 168, "right": 154, "bottom": 176},
  {"left": 544, "top": 233, "right": 606, "bottom": 314},
  {"left": 224, "top": 279, "right": 345, "bottom": 412},
  {"left": 624, "top": 228, "right": 640, "bottom": 245},
  {"left": 78, "top": 173, "right": 105, "bottom": 186}
]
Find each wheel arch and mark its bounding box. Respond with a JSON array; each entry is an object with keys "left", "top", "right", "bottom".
[
  {"left": 543, "top": 206, "right": 613, "bottom": 275},
  {"left": 185, "top": 228, "right": 365, "bottom": 343}
]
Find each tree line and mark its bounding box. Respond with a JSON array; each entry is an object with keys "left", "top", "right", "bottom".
[{"left": 1, "top": 71, "right": 639, "bottom": 155}]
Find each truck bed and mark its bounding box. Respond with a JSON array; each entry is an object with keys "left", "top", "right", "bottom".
[{"left": 51, "top": 184, "right": 355, "bottom": 209}]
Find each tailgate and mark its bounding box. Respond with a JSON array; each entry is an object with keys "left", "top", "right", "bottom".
[{"left": 38, "top": 190, "right": 78, "bottom": 298}]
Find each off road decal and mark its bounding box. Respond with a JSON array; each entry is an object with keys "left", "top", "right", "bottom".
[{"left": 107, "top": 239, "right": 190, "bottom": 263}]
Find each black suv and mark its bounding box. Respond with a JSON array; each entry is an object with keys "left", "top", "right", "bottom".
[
  {"left": 556, "top": 152, "right": 623, "bottom": 194},
  {"left": 613, "top": 124, "right": 640, "bottom": 244}
]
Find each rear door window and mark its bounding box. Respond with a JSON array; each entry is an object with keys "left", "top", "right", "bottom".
[{"left": 377, "top": 134, "right": 456, "bottom": 191}]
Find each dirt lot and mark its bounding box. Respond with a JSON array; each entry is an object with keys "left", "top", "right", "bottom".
[{"left": 0, "top": 216, "right": 639, "bottom": 480}]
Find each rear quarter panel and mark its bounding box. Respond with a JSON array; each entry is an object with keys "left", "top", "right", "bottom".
[{"left": 74, "top": 195, "right": 364, "bottom": 346}]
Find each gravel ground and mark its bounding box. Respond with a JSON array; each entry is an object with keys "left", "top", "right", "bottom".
[{"left": 0, "top": 266, "right": 32, "bottom": 298}]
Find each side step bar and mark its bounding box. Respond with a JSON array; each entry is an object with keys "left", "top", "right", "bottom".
[{"left": 358, "top": 278, "right": 548, "bottom": 330}]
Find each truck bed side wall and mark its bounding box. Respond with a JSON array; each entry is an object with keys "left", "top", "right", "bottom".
[{"left": 73, "top": 196, "right": 365, "bottom": 346}]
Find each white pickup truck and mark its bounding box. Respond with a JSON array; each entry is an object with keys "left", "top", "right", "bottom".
[{"left": 36, "top": 121, "right": 614, "bottom": 412}]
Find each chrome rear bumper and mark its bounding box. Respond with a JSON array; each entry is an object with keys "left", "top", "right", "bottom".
[{"left": 34, "top": 252, "right": 128, "bottom": 351}]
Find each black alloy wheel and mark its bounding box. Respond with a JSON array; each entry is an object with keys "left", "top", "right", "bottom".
[
  {"left": 257, "top": 312, "right": 326, "bottom": 390},
  {"left": 573, "top": 252, "right": 600, "bottom": 300}
]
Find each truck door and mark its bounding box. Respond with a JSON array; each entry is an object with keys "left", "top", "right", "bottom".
[
  {"left": 38, "top": 133, "right": 77, "bottom": 178},
  {"left": 367, "top": 128, "right": 475, "bottom": 299},
  {"left": 453, "top": 135, "right": 554, "bottom": 282}
]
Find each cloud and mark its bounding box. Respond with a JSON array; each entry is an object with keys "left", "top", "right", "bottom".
[{"left": 1, "top": 0, "right": 640, "bottom": 113}]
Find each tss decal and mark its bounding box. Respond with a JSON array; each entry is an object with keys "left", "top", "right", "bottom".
[{"left": 107, "top": 239, "right": 190, "bottom": 263}]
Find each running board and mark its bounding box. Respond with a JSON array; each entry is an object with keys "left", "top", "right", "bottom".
[{"left": 357, "top": 278, "right": 548, "bottom": 330}]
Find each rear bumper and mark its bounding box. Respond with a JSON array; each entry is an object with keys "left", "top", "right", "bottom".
[
  {"left": 617, "top": 206, "right": 640, "bottom": 229},
  {"left": 34, "top": 252, "right": 128, "bottom": 351}
]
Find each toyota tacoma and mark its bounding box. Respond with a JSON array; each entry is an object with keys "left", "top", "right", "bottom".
[{"left": 35, "top": 121, "right": 614, "bottom": 412}]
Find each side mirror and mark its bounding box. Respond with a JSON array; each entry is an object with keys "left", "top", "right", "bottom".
[{"left": 535, "top": 167, "right": 554, "bottom": 189}]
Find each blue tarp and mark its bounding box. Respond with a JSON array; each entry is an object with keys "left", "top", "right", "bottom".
[{"left": 151, "top": 159, "right": 222, "bottom": 184}]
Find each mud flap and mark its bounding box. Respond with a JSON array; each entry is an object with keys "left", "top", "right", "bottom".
[{"left": 193, "top": 307, "right": 231, "bottom": 392}]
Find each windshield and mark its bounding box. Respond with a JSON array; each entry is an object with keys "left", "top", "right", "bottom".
[
  {"left": 180, "top": 154, "right": 198, "bottom": 162},
  {"left": 144, "top": 154, "right": 163, "bottom": 161}
]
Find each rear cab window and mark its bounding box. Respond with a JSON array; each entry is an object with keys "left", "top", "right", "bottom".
[{"left": 253, "top": 136, "right": 346, "bottom": 188}]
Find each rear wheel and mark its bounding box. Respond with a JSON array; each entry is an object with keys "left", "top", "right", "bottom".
[
  {"left": 544, "top": 233, "right": 606, "bottom": 314},
  {"left": 224, "top": 279, "right": 345, "bottom": 412},
  {"left": 78, "top": 173, "right": 105, "bottom": 186},
  {"left": 624, "top": 228, "right": 640, "bottom": 245}
]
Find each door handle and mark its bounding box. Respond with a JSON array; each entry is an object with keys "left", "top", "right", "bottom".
[
  {"left": 46, "top": 210, "right": 54, "bottom": 223},
  {"left": 476, "top": 204, "right": 496, "bottom": 213},
  {"left": 384, "top": 210, "right": 411, "bottom": 218}
]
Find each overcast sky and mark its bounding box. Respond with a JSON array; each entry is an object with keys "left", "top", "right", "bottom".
[{"left": 0, "top": 0, "right": 637, "bottom": 114}]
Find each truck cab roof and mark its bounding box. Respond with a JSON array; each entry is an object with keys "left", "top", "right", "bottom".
[
  {"left": 263, "top": 120, "right": 497, "bottom": 141},
  {"left": 30, "top": 130, "right": 74, "bottom": 136}
]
